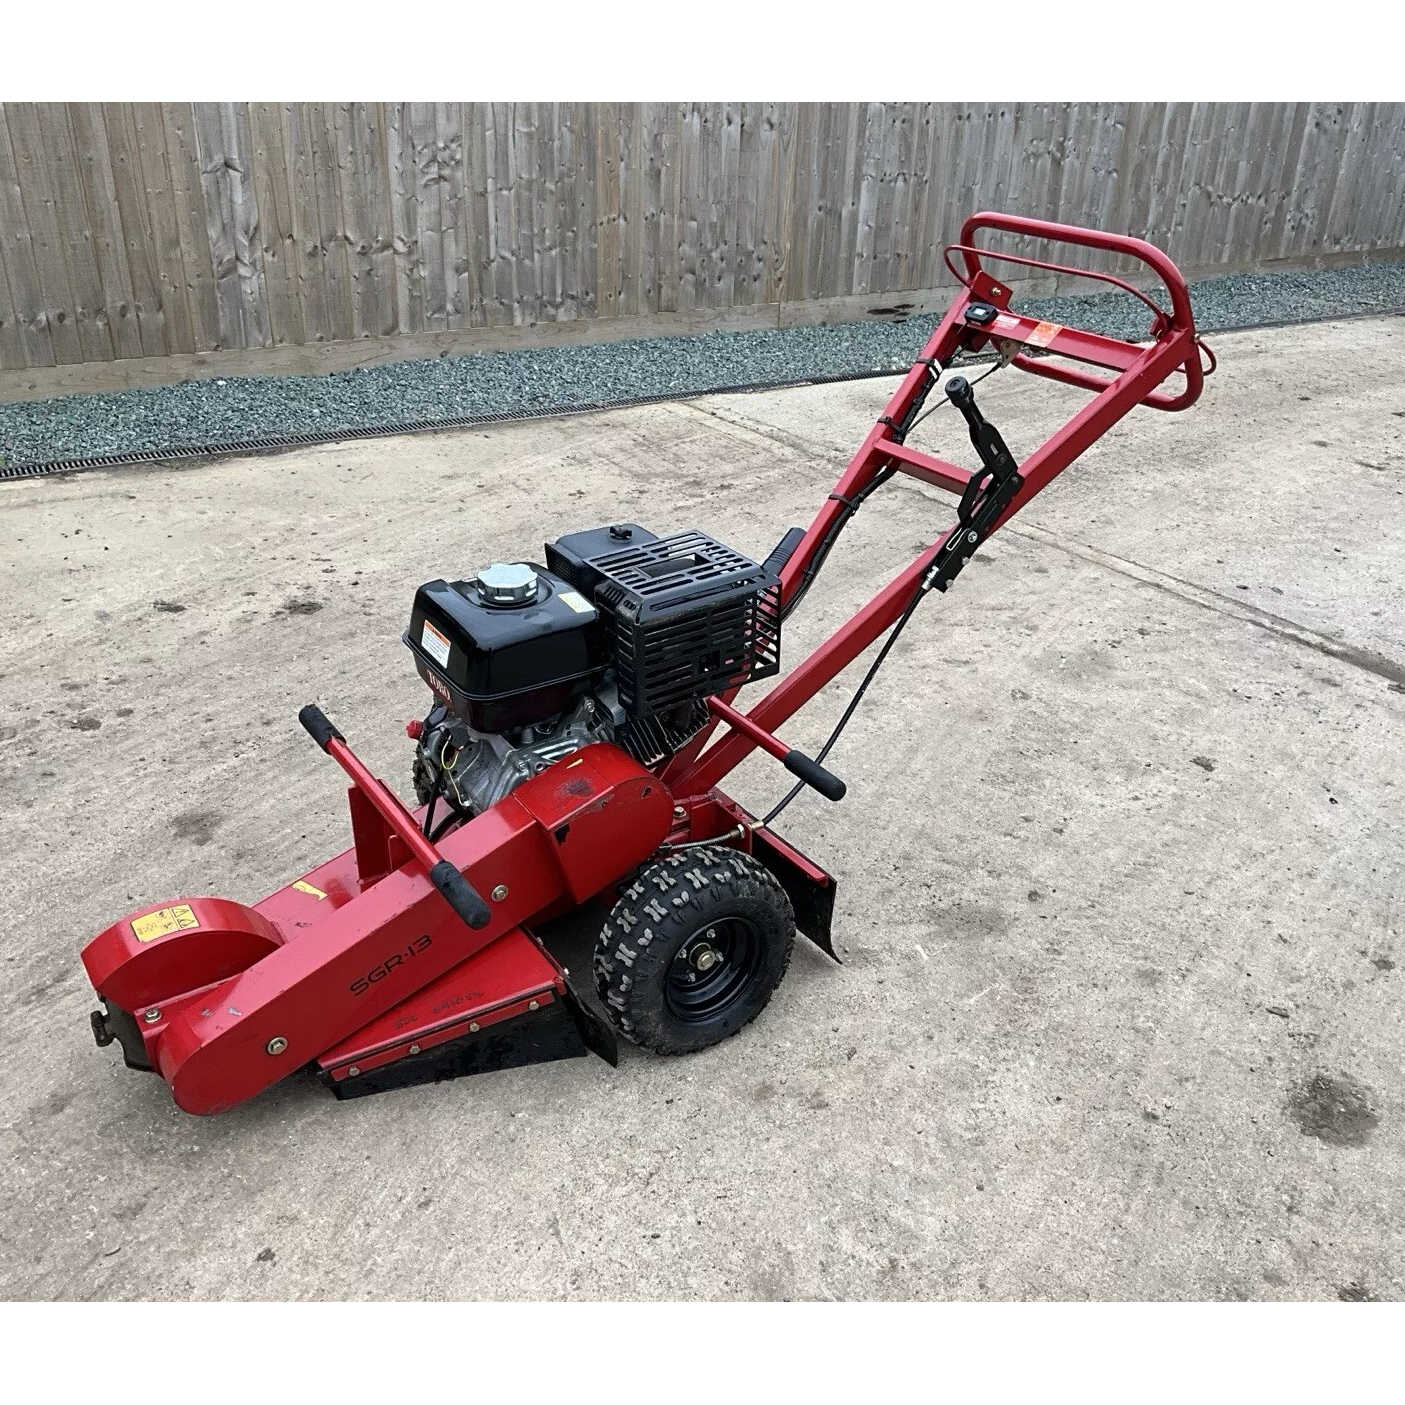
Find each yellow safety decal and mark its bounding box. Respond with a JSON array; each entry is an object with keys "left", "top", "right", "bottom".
[
  {"left": 1025, "top": 319, "right": 1062, "bottom": 349},
  {"left": 131, "top": 904, "right": 200, "bottom": 943},
  {"left": 292, "top": 880, "right": 327, "bottom": 899},
  {"left": 558, "top": 590, "right": 593, "bottom": 615}
]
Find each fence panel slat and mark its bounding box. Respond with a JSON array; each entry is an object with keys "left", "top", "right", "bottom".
[
  {"left": 5, "top": 103, "right": 88, "bottom": 363},
  {"left": 2, "top": 102, "right": 1404, "bottom": 375},
  {"left": 68, "top": 103, "right": 144, "bottom": 361}
]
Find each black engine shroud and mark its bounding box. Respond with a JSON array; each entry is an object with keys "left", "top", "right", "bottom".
[{"left": 406, "top": 523, "right": 781, "bottom": 737}]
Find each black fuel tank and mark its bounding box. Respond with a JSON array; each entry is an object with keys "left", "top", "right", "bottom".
[{"left": 405, "top": 564, "right": 607, "bottom": 733}]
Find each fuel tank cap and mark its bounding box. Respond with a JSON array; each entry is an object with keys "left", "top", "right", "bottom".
[{"left": 476, "top": 562, "right": 539, "bottom": 606}]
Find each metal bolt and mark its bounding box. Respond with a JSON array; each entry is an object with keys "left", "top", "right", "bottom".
[
  {"left": 408, "top": 1044, "right": 421, "bottom": 1055},
  {"left": 491, "top": 884, "right": 508, "bottom": 901},
  {"left": 674, "top": 806, "right": 686, "bottom": 819},
  {"left": 967, "top": 530, "right": 979, "bottom": 544},
  {"left": 528, "top": 1000, "right": 539, "bottom": 1011},
  {"left": 348, "top": 1065, "right": 360, "bottom": 1077},
  {"left": 469, "top": 1022, "right": 480, "bottom": 1033},
  {"left": 143, "top": 1009, "right": 162, "bottom": 1023},
  {"left": 265, "top": 1036, "right": 288, "bottom": 1056},
  {"left": 707, "top": 928, "right": 716, "bottom": 939}
]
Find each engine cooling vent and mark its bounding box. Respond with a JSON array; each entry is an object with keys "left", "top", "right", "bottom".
[
  {"left": 615, "top": 700, "right": 711, "bottom": 768},
  {"left": 588, "top": 530, "right": 781, "bottom": 719}
]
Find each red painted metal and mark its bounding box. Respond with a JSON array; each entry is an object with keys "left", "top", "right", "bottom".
[
  {"left": 941, "top": 242, "right": 1170, "bottom": 322},
  {"left": 665, "top": 212, "right": 1207, "bottom": 797},
  {"left": 876, "top": 439, "right": 974, "bottom": 495},
  {"left": 323, "top": 731, "right": 453, "bottom": 885},
  {"left": 81, "top": 213, "right": 1209, "bottom": 1116},
  {"left": 318, "top": 925, "right": 562, "bottom": 1081},
  {"left": 705, "top": 695, "right": 794, "bottom": 765},
  {"left": 83, "top": 742, "right": 671, "bottom": 1113},
  {"left": 83, "top": 897, "right": 286, "bottom": 1016},
  {"left": 952, "top": 213, "right": 1207, "bottom": 412}
]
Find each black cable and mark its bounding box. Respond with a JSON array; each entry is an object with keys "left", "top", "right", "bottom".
[
  {"left": 765, "top": 358, "right": 1008, "bottom": 822},
  {"left": 422, "top": 767, "right": 471, "bottom": 841},
  {"left": 765, "top": 364, "right": 991, "bottom": 819},
  {"left": 431, "top": 807, "right": 468, "bottom": 843},
  {"left": 905, "top": 358, "right": 1002, "bottom": 436},
  {"left": 782, "top": 463, "right": 897, "bottom": 622},
  {"left": 761, "top": 582, "right": 928, "bottom": 827},
  {"left": 782, "top": 359, "right": 1003, "bottom": 625}
]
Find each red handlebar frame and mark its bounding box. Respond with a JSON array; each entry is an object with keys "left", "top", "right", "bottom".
[
  {"left": 955, "top": 212, "right": 1207, "bottom": 412},
  {"left": 664, "top": 212, "right": 1212, "bottom": 800}
]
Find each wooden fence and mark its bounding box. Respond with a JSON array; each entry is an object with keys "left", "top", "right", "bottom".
[{"left": 2, "top": 102, "right": 1403, "bottom": 388}]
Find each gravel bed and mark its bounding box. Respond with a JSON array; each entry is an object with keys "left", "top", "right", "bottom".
[{"left": 3, "top": 259, "right": 1404, "bottom": 470}]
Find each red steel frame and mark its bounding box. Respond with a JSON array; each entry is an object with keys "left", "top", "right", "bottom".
[
  {"left": 81, "top": 213, "right": 1208, "bottom": 1115},
  {"left": 662, "top": 212, "right": 1208, "bottom": 799}
]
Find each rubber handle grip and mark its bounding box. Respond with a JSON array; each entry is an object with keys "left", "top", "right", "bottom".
[
  {"left": 298, "top": 704, "right": 344, "bottom": 753},
  {"left": 428, "top": 859, "right": 492, "bottom": 930},
  {"left": 763, "top": 526, "right": 807, "bottom": 578},
  {"left": 783, "top": 750, "right": 847, "bottom": 802},
  {"left": 944, "top": 374, "right": 973, "bottom": 409}
]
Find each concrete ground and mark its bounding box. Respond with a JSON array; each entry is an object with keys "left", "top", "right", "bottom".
[{"left": 1, "top": 315, "right": 1402, "bottom": 1301}]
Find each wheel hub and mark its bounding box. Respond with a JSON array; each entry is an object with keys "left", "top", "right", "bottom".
[{"left": 666, "top": 918, "right": 764, "bottom": 1022}]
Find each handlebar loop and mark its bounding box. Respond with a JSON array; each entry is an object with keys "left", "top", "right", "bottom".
[{"left": 953, "top": 211, "right": 1205, "bottom": 413}]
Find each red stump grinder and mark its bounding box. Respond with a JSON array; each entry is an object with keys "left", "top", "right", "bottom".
[{"left": 82, "top": 214, "right": 1213, "bottom": 1115}]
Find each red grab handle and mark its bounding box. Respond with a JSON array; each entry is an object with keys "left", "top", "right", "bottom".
[
  {"left": 957, "top": 211, "right": 1206, "bottom": 412},
  {"left": 298, "top": 704, "right": 492, "bottom": 929}
]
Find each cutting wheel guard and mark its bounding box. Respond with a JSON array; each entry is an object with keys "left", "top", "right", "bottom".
[{"left": 79, "top": 212, "right": 1210, "bottom": 1115}]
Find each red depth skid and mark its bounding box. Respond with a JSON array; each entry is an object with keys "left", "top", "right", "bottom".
[{"left": 82, "top": 211, "right": 1208, "bottom": 1115}]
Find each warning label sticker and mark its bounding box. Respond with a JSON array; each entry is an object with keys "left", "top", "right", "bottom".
[
  {"left": 1025, "top": 320, "right": 1062, "bottom": 348},
  {"left": 292, "top": 880, "right": 327, "bottom": 899},
  {"left": 558, "top": 590, "right": 593, "bottom": 615},
  {"left": 421, "top": 618, "right": 452, "bottom": 668},
  {"left": 131, "top": 904, "right": 200, "bottom": 943}
]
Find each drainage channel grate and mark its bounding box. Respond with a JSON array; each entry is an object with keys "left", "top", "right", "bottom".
[
  {"left": 4, "top": 305, "right": 1402, "bottom": 483},
  {"left": 0, "top": 369, "right": 903, "bottom": 483}
]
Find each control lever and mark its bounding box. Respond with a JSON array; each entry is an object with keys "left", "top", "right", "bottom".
[
  {"left": 922, "top": 376, "right": 1026, "bottom": 594},
  {"left": 945, "top": 374, "right": 1022, "bottom": 523},
  {"left": 704, "top": 696, "right": 847, "bottom": 802},
  {"left": 299, "top": 704, "right": 492, "bottom": 929}
]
